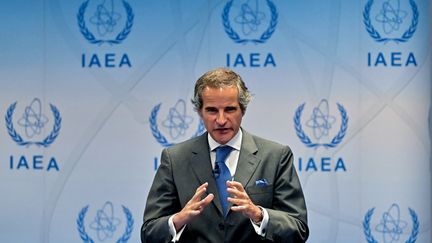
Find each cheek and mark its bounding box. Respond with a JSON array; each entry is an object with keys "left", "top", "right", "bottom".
[
  {"left": 202, "top": 116, "right": 216, "bottom": 126},
  {"left": 232, "top": 114, "right": 242, "bottom": 124}
]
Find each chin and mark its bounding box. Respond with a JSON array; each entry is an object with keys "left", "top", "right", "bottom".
[
  {"left": 215, "top": 135, "right": 232, "bottom": 145},
  {"left": 210, "top": 129, "right": 234, "bottom": 144}
]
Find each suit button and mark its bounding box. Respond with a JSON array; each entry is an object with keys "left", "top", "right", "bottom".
[{"left": 218, "top": 223, "right": 224, "bottom": 230}]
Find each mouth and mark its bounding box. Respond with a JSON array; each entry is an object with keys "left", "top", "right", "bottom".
[{"left": 215, "top": 128, "right": 230, "bottom": 133}]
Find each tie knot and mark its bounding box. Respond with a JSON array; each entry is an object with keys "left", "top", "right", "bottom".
[{"left": 215, "top": 146, "right": 233, "bottom": 164}]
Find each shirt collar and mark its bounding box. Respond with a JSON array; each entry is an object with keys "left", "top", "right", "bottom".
[{"left": 208, "top": 129, "right": 242, "bottom": 152}]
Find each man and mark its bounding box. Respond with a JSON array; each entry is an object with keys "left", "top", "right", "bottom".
[{"left": 142, "top": 68, "right": 309, "bottom": 242}]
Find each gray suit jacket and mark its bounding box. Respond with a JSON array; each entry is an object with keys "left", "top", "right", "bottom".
[{"left": 142, "top": 130, "right": 308, "bottom": 243}]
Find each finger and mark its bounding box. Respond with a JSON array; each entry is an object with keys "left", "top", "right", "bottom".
[
  {"left": 188, "top": 209, "right": 202, "bottom": 216},
  {"left": 226, "top": 181, "right": 245, "bottom": 192},
  {"left": 230, "top": 205, "right": 248, "bottom": 212},
  {"left": 193, "top": 193, "right": 214, "bottom": 208},
  {"left": 196, "top": 182, "right": 209, "bottom": 192},
  {"left": 200, "top": 193, "right": 214, "bottom": 207},
  {"left": 227, "top": 187, "right": 248, "bottom": 199},
  {"left": 190, "top": 184, "right": 209, "bottom": 202},
  {"left": 189, "top": 194, "right": 214, "bottom": 214},
  {"left": 227, "top": 196, "right": 248, "bottom": 205}
]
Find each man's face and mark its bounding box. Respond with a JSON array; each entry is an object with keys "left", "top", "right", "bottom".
[{"left": 199, "top": 86, "right": 243, "bottom": 145}]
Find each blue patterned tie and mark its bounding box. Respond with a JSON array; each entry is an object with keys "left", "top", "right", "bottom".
[{"left": 214, "top": 146, "right": 234, "bottom": 217}]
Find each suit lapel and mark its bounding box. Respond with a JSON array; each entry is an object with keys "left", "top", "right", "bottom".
[
  {"left": 233, "top": 130, "right": 260, "bottom": 188},
  {"left": 189, "top": 133, "right": 224, "bottom": 215}
]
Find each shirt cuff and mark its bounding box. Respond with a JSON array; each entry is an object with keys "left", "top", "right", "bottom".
[
  {"left": 250, "top": 206, "right": 269, "bottom": 236},
  {"left": 168, "top": 214, "right": 186, "bottom": 242}
]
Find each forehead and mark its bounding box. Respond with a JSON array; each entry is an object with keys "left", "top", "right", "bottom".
[{"left": 201, "top": 86, "right": 239, "bottom": 106}]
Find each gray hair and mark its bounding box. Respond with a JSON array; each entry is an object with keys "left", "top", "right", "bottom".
[{"left": 191, "top": 68, "right": 252, "bottom": 114}]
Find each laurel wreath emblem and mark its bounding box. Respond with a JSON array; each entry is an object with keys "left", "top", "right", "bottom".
[
  {"left": 363, "top": 0, "right": 418, "bottom": 43},
  {"left": 222, "top": 0, "right": 278, "bottom": 44},
  {"left": 150, "top": 103, "right": 205, "bottom": 148},
  {"left": 77, "top": 0, "right": 134, "bottom": 45},
  {"left": 294, "top": 103, "right": 348, "bottom": 148},
  {"left": 77, "top": 205, "right": 134, "bottom": 243},
  {"left": 5, "top": 102, "right": 62, "bottom": 147},
  {"left": 363, "top": 207, "right": 419, "bottom": 243}
]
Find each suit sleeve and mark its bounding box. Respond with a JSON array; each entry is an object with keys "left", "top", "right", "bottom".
[
  {"left": 141, "top": 148, "right": 181, "bottom": 243},
  {"left": 263, "top": 146, "right": 309, "bottom": 242}
]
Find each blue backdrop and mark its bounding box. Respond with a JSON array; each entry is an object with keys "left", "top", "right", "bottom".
[{"left": 0, "top": 0, "right": 430, "bottom": 242}]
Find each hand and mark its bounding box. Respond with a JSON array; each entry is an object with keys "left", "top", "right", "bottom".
[
  {"left": 172, "top": 182, "right": 214, "bottom": 231},
  {"left": 227, "top": 181, "right": 263, "bottom": 223}
]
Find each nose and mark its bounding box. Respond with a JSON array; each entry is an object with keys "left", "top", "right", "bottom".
[{"left": 216, "top": 112, "right": 227, "bottom": 125}]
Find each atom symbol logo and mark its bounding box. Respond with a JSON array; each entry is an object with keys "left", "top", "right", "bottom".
[
  {"left": 375, "top": 0, "right": 407, "bottom": 34},
  {"left": 162, "top": 99, "right": 193, "bottom": 140},
  {"left": 89, "top": 201, "right": 121, "bottom": 241},
  {"left": 234, "top": 0, "right": 266, "bottom": 36},
  {"left": 89, "top": 0, "right": 121, "bottom": 36},
  {"left": 306, "top": 99, "right": 336, "bottom": 141},
  {"left": 17, "top": 98, "right": 49, "bottom": 139},
  {"left": 375, "top": 203, "right": 408, "bottom": 243}
]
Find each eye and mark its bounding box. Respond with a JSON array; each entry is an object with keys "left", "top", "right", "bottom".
[
  {"left": 225, "top": 106, "right": 238, "bottom": 113},
  {"left": 205, "top": 107, "right": 218, "bottom": 114}
]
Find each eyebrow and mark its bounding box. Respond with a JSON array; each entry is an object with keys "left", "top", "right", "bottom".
[{"left": 225, "top": 106, "right": 238, "bottom": 110}]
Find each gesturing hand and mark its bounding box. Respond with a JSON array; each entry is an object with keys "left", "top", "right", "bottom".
[
  {"left": 172, "top": 182, "right": 214, "bottom": 231},
  {"left": 227, "top": 181, "right": 263, "bottom": 223}
]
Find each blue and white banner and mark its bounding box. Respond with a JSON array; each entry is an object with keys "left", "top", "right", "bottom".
[{"left": 0, "top": 0, "right": 430, "bottom": 242}]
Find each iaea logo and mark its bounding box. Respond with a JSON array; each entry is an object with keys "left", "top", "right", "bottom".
[
  {"left": 222, "top": 0, "right": 278, "bottom": 44},
  {"left": 363, "top": 203, "right": 419, "bottom": 243},
  {"left": 294, "top": 99, "right": 348, "bottom": 148},
  {"left": 5, "top": 98, "right": 61, "bottom": 147},
  {"left": 77, "top": 201, "right": 134, "bottom": 242},
  {"left": 77, "top": 0, "right": 134, "bottom": 45},
  {"left": 150, "top": 99, "right": 205, "bottom": 148},
  {"left": 363, "top": 0, "right": 418, "bottom": 43}
]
